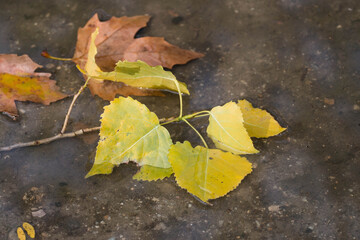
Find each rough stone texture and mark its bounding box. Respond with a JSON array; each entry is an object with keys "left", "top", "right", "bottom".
[{"left": 0, "top": 0, "right": 359, "bottom": 239}]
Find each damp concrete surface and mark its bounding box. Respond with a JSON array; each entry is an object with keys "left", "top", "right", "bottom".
[{"left": 0, "top": 0, "right": 359, "bottom": 239}]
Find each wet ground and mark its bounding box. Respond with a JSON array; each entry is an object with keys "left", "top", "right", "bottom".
[{"left": 1, "top": 0, "right": 359, "bottom": 239}]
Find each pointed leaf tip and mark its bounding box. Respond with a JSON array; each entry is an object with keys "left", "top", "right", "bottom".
[{"left": 237, "top": 99, "right": 286, "bottom": 138}]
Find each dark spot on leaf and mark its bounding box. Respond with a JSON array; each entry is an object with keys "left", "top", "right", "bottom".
[{"left": 55, "top": 201, "right": 62, "bottom": 207}]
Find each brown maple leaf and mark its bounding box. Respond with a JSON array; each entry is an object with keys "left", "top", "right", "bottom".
[
  {"left": 72, "top": 13, "right": 203, "bottom": 100},
  {"left": 0, "top": 54, "right": 67, "bottom": 120},
  {"left": 123, "top": 37, "right": 204, "bottom": 69}
]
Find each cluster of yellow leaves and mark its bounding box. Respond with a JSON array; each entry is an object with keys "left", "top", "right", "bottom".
[
  {"left": 87, "top": 97, "right": 285, "bottom": 203},
  {"left": 17, "top": 222, "right": 35, "bottom": 240},
  {"left": 83, "top": 28, "right": 286, "bottom": 204}
]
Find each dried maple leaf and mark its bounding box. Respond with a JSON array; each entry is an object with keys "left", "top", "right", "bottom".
[
  {"left": 72, "top": 13, "right": 203, "bottom": 100},
  {"left": 123, "top": 37, "right": 203, "bottom": 69},
  {"left": 0, "top": 54, "right": 67, "bottom": 119}
]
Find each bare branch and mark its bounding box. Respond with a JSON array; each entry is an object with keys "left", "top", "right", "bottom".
[
  {"left": 0, "top": 111, "right": 209, "bottom": 153},
  {"left": 61, "top": 77, "right": 90, "bottom": 134},
  {"left": 0, "top": 127, "right": 100, "bottom": 152}
]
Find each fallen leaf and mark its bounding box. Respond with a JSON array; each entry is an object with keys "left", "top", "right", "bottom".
[
  {"left": 22, "top": 222, "right": 35, "bottom": 238},
  {"left": 17, "top": 227, "right": 25, "bottom": 240},
  {"left": 207, "top": 102, "right": 258, "bottom": 155},
  {"left": 123, "top": 37, "right": 204, "bottom": 69},
  {"left": 237, "top": 100, "right": 286, "bottom": 138},
  {"left": 0, "top": 54, "right": 43, "bottom": 75},
  {"left": 73, "top": 13, "right": 202, "bottom": 100},
  {"left": 0, "top": 54, "right": 67, "bottom": 119},
  {"left": 84, "top": 29, "right": 189, "bottom": 95},
  {"left": 168, "top": 141, "right": 252, "bottom": 203},
  {"left": 133, "top": 165, "right": 173, "bottom": 181},
  {"left": 86, "top": 97, "right": 172, "bottom": 178},
  {"left": 73, "top": 14, "right": 151, "bottom": 71}
]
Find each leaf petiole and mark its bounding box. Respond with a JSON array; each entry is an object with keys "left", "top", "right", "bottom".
[
  {"left": 182, "top": 110, "right": 210, "bottom": 120},
  {"left": 160, "top": 117, "right": 181, "bottom": 126},
  {"left": 41, "top": 50, "right": 73, "bottom": 61},
  {"left": 182, "top": 119, "right": 208, "bottom": 148}
]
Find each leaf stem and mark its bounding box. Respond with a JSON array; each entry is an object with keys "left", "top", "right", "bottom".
[
  {"left": 160, "top": 117, "right": 180, "bottom": 126},
  {"left": 182, "top": 119, "right": 208, "bottom": 148},
  {"left": 183, "top": 110, "right": 210, "bottom": 120},
  {"left": 173, "top": 79, "right": 183, "bottom": 118},
  {"left": 0, "top": 127, "right": 100, "bottom": 152},
  {"left": 191, "top": 113, "right": 210, "bottom": 118},
  {"left": 41, "top": 50, "right": 73, "bottom": 61},
  {"left": 60, "top": 77, "right": 91, "bottom": 134}
]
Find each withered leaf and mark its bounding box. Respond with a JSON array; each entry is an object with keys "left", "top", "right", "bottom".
[
  {"left": 73, "top": 13, "right": 203, "bottom": 100},
  {"left": 0, "top": 54, "right": 67, "bottom": 119},
  {"left": 123, "top": 37, "right": 204, "bottom": 69},
  {"left": 73, "top": 14, "right": 151, "bottom": 71}
]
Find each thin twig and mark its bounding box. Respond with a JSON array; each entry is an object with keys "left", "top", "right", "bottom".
[
  {"left": 61, "top": 77, "right": 90, "bottom": 134},
  {"left": 0, "top": 112, "right": 210, "bottom": 152},
  {"left": 0, "top": 127, "right": 100, "bottom": 152}
]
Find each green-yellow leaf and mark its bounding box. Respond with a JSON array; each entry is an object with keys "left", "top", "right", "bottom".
[
  {"left": 85, "top": 29, "right": 189, "bottom": 95},
  {"left": 237, "top": 99, "right": 286, "bottom": 138},
  {"left": 207, "top": 102, "right": 258, "bottom": 155},
  {"left": 22, "top": 222, "right": 35, "bottom": 238},
  {"left": 86, "top": 97, "right": 172, "bottom": 178},
  {"left": 133, "top": 165, "right": 173, "bottom": 181},
  {"left": 168, "top": 141, "right": 252, "bottom": 203}
]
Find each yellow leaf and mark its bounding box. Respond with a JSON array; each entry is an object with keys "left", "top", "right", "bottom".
[
  {"left": 84, "top": 28, "right": 102, "bottom": 77},
  {"left": 237, "top": 100, "right": 286, "bottom": 138},
  {"left": 207, "top": 102, "right": 258, "bottom": 155},
  {"left": 85, "top": 29, "right": 189, "bottom": 95},
  {"left": 17, "top": 227, "right": 25, "bottom": 240},
  {"left": 86, "top": 97, "right": 172, "bottom": 178},
  {"left": 168, "top": 141, "right": 252, "bottom": 203},
  {"left": 22, "top": 222, "right": 35, "bottom": 238},
  {"left": 133, "top": 165, "right": 173, "bottom": 181}
]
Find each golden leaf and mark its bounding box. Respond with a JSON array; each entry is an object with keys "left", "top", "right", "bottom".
[
  {"left": 237, "top": 100, "right": 286, "bottom": 138},
  {"left": 207, "top": 102, "right": 258, "bottom": 154},
  {"left": 168, "top": 141, "right": 252, "bottom": 203}
]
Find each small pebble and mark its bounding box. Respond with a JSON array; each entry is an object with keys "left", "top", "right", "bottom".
[
  {"left": 268, "top": 205, "right": 280, "bottom": 212},
  {"left": 32, "top": 209, "right": 46, "bottom": 218}
]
